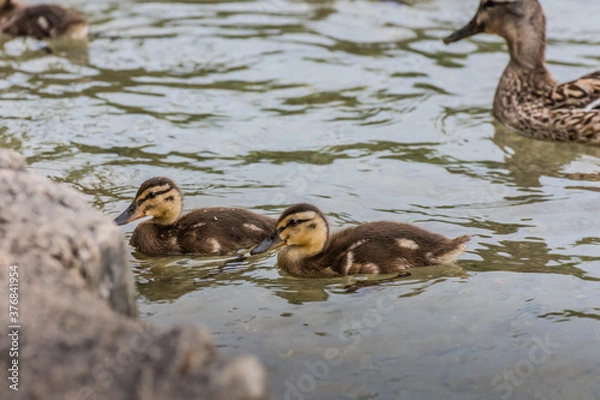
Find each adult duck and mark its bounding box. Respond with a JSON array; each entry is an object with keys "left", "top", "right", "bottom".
[{"left": 444, "top": 0, "right": 600, "bottom": 144}]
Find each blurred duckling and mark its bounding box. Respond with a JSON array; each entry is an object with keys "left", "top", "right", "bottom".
[
  {"left": 114, "top": 177, "right": 276, "bottom": 256},
  {"left": 251, "top": 203, "right": 470, "bottom": 277},
  {"left": 0, "top": 0, "right": 88, "bottom": 40},
  {"left": 444, "top": 0, "right": 600, "bottom": 144}
]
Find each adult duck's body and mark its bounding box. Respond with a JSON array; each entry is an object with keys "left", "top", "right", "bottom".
[
  {"left": 251, "top": 203, "right": 470, "bottom": 277},
  {"left": 444, "top": 0, "right": 600, "bottom": 144},
  {"left": 0, "top": 0, "right": 88, "bottom": 40},
  {"left": 115, "top": 177, "right": 275, "bottom": 256}
]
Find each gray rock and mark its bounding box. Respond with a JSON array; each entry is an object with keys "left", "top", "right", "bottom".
[{"left": 0, "top": 150, "right": 270, "bottom": 400}]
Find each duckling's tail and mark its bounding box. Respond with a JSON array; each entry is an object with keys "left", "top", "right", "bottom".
[{"left": 426, "top": 235, "right": 471, "bottom": 265}]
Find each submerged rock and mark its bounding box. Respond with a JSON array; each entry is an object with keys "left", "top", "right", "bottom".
[{"left": 0, "top": 149, "right": 270, "bottom": 400}]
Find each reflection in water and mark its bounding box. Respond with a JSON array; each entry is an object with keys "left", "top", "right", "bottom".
[
  {"left": 472, "top": 239, "right": 600, "bottom": 281},
  {"left": 0, "top": 36, "right": 89, "bottom": 64},
  {"left": 134, "top": 247, "right": 470, "bottom": 304},
  {"left": 135, "top": 252, "right": 254, "bottom": 302},
  {"left": 539, "top": 309, "right": 600, "bottom": 322},
  {"left": 491, "top": 124, "right": 600, "bottom": 188},
  {"left": 133, "top": 253, "right": 340, "bottom": 304}
]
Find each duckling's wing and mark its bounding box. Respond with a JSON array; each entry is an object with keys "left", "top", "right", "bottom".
[
  {"left": 177, "top": 208, "right": 274, "bottom": 255},
  {"left": 326, "top": 223, "right": 469, "bottom": 275},
  {"left": 547, "top": 71, "right": 600, "bottom": 110}
]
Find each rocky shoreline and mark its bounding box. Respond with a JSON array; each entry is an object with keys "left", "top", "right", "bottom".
[{"left": 0, "top": 149, "right": 270, "bottom": 400}]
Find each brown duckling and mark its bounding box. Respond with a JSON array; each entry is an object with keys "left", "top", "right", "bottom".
[
  {"left": 251, "top": 203, "right": 470, "bottom": 277},
  {"left": 0, "top": 0, "right": 88, "bottom": 40},
  {"left": 114, "top": 177, "right": 276, "bottom": 256},
  {"left": 443, "top": 0, "right": 600, "bottom": 144}
]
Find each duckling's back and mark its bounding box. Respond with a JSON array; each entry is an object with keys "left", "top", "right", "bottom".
[
  {"left": 130, "top": 207, "right": 275, "bottom": 256},
  {"left": 176, "top": 208, "right": 276, "bottom": 254},
  {"left": 317, "top": 222, "right": 469, "bottom": 276}
]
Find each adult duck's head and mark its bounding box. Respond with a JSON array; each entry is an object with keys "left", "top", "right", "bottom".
[{"left": 444, "top": 0, "right": 546, "bottom": 68}]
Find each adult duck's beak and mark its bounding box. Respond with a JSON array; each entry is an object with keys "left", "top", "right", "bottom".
[
  {"left": 443, "top": 18, "right": 482, "bottom": 44},
  {"left": 251, "top": 231, "right": 285, "bottom": 255},
  {"left": 114, "top": 202, "right": 143, "bottom": 226}
]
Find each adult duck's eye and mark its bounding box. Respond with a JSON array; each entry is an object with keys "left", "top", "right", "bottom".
[{"left": 483, "top": 0, "right": 497, "bottom": 8}]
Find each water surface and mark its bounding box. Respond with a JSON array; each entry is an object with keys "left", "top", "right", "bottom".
[{"left": 1, "top": 0, "right": 600, "bottom": 398}]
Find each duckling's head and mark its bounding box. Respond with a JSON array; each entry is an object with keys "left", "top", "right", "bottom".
[
  {"left": 444, "top": 0, "right": 545, "bottom": 66},
  {"left": 251, "top": 203, "right": 329, "bottom": 258},
  {"left": 114, "top": 177, "right": 183, "bottom": 226}
]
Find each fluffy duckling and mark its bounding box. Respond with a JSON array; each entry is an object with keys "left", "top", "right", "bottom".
[
  {"left": 251, "top": 203, "right": 470, "bottom": 277},
  {"left": 444, "top": 0, "right": 600, "bottom": 144},
  {"left": 0, "top": 0, "right": 88, "bottom": 40},
  {"left": 114, "top": 177, "right": 276, "bottom": 256}
]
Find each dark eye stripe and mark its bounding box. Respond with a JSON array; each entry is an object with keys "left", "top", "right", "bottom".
[
  {"left": 277, "top": 218, "right": 310, "bottom": 232},
  {"left": 483, "top": 0, "right": 511, "bottom": 8},
  {"left": 140, "top": 188, "right": 172, "bottom": 203},
  {"left": 287, "top": 219, "right": 310, "bottom": 228}
]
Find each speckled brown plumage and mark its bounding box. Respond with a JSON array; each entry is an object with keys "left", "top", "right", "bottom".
[
  {"left": 0, "top": 0, "right": 88, "bottom": 39},
  {"left": 252, "top": 203, "right": 470, "bottom": 277},
  {"left": 114, "top": 177, "right": 275, "bottom": 256},
  {"left": 444, "top": 0, "right": 600, "bottom": 144}
]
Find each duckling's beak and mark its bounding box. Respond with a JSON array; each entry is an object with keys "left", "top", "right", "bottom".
[
  {"left": 443, "top": 18, "right": 482, "bottom": 44},
  {"left": 114, "top": 202, "right": 144, "bottom": 226},
  {"left": 251, "top": 231, "right": 285, "bottom": 255}
]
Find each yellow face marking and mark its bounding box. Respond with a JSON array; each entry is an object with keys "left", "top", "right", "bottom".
[
  {"left": 134, "top": 184, "right": 182, "bottom": 225},
  {"left": 273, "top": 210, "right": 329, "bottom": 261}
]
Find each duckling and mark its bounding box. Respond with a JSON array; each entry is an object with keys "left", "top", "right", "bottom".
[
  {"left": 114, "top": 177, "right": 276, "bottom": 256},
  {"left": 0, "top": 0, "right": 88, "bottom": 40},
  {"left": 251, "top": 203, "right": 470, "bottom": 277},
  {"left": 443, "top": 0, "right": 600, "bottom": 144}
]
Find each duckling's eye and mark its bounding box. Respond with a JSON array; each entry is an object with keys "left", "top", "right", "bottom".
[
  {"left": 288, "top": 219, "right": 300, "bottom": 227},
  {"left": 147, "top": 192, "right": 158, "bottom": 199},
  {"left": 483, "top": 0, "right": 497, "bottom": 8}
]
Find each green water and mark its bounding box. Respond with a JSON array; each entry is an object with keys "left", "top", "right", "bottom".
[{"left": 1, "top": 0, "right": 600, "bottom": 398}]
